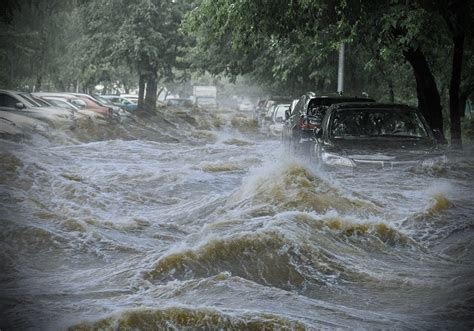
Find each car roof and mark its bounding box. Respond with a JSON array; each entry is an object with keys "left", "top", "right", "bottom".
[
  {"left": 310, "top": 94, "right": 374, "bottom": 101},
  {"left": 0, "top": 89, "right": 17, "bottom": 94},
  {"left": 32, "top": 92, "right": 78, "bottom": 98},
  {"left": 328, "top": 102, "right": 417, "bottom": 112}
]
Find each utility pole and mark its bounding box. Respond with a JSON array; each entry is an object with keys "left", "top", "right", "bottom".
[{"left": 337, "top": 43, "right": 345, "bottom": 94}]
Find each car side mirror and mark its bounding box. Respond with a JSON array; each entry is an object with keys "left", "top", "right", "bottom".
[{"left": 15, "top": 102, "right": 25, "bottom": 109}]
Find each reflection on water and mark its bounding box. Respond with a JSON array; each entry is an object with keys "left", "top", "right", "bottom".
[{"left": 0, "top": 109, "right": 473, "bottom": 330}]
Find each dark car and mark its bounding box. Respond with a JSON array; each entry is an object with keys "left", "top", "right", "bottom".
[
  {"left": 283, "top": 92, "right": 374, "bottom": 154},
  {"left": 312, "top": 103, "right": 445, "bottom": 168}
]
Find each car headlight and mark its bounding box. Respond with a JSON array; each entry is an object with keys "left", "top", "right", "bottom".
[{"left": 321, "top": 152, "right": 355, "bottom": 167}]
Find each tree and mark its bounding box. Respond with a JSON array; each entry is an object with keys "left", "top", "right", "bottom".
[
  {"left": 0, "top": 0, "right": 84, "bottom": 91},
  {"left": 185, "top": 0, "right": 473, "bottom": 145},
  {"left": 81, "top": 0, "right": 191, "bottom": 113},
  {"left": 436, "top": 0, "right": 471, "bottom": 148}
]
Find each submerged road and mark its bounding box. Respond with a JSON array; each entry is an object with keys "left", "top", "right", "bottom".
[{"left": 1, "top": 108, "right": 473, "bottom": 330}]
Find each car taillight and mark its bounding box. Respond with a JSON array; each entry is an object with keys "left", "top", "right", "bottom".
[{"left": 298, "top": 117, "right": 318, "bottom": 130}]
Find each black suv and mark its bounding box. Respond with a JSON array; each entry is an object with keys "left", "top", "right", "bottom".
[
  {"left": 312, "top": 102, "right": 444, "bottom": 168},
  {"left": 282, "top": 92, "right": 374, "bottom": 154}
]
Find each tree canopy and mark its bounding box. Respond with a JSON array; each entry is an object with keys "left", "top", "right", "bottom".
[
  {"left": 0, "top": 0, "right": 473, "bottom": 145},
  {"left": 184, "top": 0, "right": 473, "bottom": 146}
]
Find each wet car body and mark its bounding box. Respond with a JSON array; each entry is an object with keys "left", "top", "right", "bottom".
[
  {"left": 0, "top": 89, "right": 79, "bottom": 131},
  {"left": 313, "top": 103, "right": 445, "bottom": 169},
  {"left": 269, "top": 103, "right": 290, "bottom": 135},
  {"left": 0, "top": 89, "right": 73, "bottom": 116},
  {"left": 283, "top": 92, "right": 374, "bottom": 154},
  {"left": 34, "top": 92, "right": 112, "bottom": 117}
]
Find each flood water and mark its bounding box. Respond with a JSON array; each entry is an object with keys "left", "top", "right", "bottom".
[{"left": 1, "top": 108, "right": 473, "bottom": 330}]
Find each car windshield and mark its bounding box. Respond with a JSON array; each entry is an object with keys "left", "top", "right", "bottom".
[
  {"left": 92, "top": 95, "right": 112, "bottom": 105},
  {"left": 19, "top": 93, "right": 42, "bottom": 107},
  {"left": 309, "top": 97, "right": 373, "bottom": 109},
  {"left": 330, "top": 109, "right": 429, "bottom": 138},
  {"left": 48, "top": 99, "right": 75, "bottom": 110}
]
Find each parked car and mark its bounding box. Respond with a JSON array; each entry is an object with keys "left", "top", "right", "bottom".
[
  {"left": 37, "top": 96, "right": 81, "bottom": 112},
  {"left": 33, "top": 95, "right": 109, "bottom": 122},
  {"left": 257, "top": 96, "right": 293, "bottom": 125},
  {"left": 283, "top": 92, "right": 375, "bottom": 154},
  {"left": 102, "top": 95, "right": 138, "bottom": 112},
  {"left": 33, "top": 92, "right": 112, "bottom": 117},
  {"left": 90, "top": 94, "right": 122, "bottom": 113},
  {"left": 312, "top": 102, "right": 445, "bottom": 168},
  {"left": 71, "top": 93, "right": 117, "bottom": 115},
  {"left": 269, "top": 103, "right": 290, "bottom": 135},
  {"left": 0, "top": 89, "right": 76, "bottom": 126},
  {"left": 121, "top": 94, "right": 139, "bottom": 104},
  {"left": 34, "top": 93, "right": 89, "bottom": 110}
]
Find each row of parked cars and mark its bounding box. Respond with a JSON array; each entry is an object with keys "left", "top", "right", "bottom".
[
  {"left": 255, "top": 92, "right": 446, "bottom": 169},
  {"left": 0, "top": 89, "right": 140, "bottom": 120}
]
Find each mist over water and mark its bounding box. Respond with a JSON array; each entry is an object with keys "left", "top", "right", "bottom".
[{"left": 1, "top": 108, "right": 473, "bottom": 330}]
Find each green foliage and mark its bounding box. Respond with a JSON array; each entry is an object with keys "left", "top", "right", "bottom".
[{"left": 82, "top": 0, "right": 189, "bottom": 76}]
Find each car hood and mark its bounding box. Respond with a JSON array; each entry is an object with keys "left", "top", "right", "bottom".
[{"left": 328, "top": 137, "right": 440, "bottom": 162}]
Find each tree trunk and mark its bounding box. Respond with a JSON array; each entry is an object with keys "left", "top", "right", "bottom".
[
  {"left": 388, "top": 79, "right": 394, "bottom": 103},
  {"left": 403, "top": 46, "right": 445, "bottom": 141},
  {"left": 35, "top": 3, "right": 54, "bottom": 92},
  {"left": 157, "top": 86, "right": 164, "bottom": 102},
  {"left": 448, "top": 32, "right": 464, "bottom": 149},
  {"left": 441, "top": 0, "right": 468, "bottom": 149},
  {"left": 10, "top": 54, "right": 15, "bottom": 88},
  {"left": 138, "top": 73, "right": 146, "bottom": 110},
  {"left": 459, "top": 93, "right": 467, "bottom": 118},
  {"left": 144, "top": 68, "right": 158, "bottom": 113},
  {"left": 123, "top": 81, "right": 130, "bottom": 94}
]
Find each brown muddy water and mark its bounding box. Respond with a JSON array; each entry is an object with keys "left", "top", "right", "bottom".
[{"left": 0, "top": 108, "right": 473, "bottom": 330}]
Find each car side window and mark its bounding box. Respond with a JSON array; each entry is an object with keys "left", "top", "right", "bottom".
[{"left": 0, "top": 93, "right": 19, "bottom": 107}]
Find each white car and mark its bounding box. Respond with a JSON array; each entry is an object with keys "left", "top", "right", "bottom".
[
  {"left": 269, "top": 104, "right": 290, "bottom": 135},
  {"left": 0, "top": 89, "right": 77, "bottom": 130}
]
